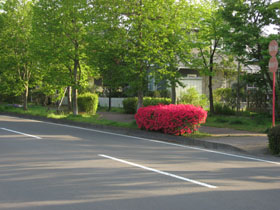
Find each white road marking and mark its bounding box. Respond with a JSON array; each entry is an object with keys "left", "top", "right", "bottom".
[
  {"left": 1, "top": 127, "right": 42, "bottom": 139},
  {"left": 99, "top": 154, "right": 218, "bottom": 189},
  {"left": 2, "top": 115, "right": 280, "bottom": 166}
]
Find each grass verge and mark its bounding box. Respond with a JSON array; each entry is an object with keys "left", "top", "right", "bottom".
[
  {"left": 205, "top": 114, "right": 273, "bottom": 133},
  {"left": 0, "top": 104, "right": 138, "bottom": 129}
]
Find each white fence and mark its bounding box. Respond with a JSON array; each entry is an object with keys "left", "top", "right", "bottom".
[{"left": 98, "top": 97, "right": 125, "bottom": 108}]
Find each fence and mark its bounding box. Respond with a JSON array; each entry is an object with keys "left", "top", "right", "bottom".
[{"left": 98, "top": 97, "right": 125, "bottom": 108}]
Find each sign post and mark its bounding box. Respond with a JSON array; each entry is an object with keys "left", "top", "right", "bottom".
[{"left": 269, "top": 40, "right": 279, "bottom": 127}]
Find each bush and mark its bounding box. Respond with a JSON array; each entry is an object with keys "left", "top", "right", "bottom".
[
  {"left": 143, "top": 97, "right": 171, "bottom": 107},
  {"left": 178, "top": 87, "right": 208, "bottom": 108},
  {"left": 123, "top": 97, "right": 171, "bottom": 114},
  {"left": 123, "top": 97, "right": 137, "bottom": 114},
  {"left": 267, "top": 125, "right": 280, "bottom": 155},
  {"left": 135, "top": 104, "right": 207, "bottom": 135},
  {"left": 214, "top": 103, "right": 235, "bottom": 115},
  {"left": 77, "top": 92, "right": 98, "bottom": 114}
]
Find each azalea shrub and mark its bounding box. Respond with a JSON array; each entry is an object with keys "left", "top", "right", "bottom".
[{"left": 135, "top": 104, "right": 207, "bottom": 135}]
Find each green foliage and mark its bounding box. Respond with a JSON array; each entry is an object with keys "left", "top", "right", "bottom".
[
  {"left": 143, "top": 97, "right": 171, "bottom": 107},
  {"left": 77, "top": 93, "right": 99, "bottom": 115},
  {"left": 178, "top": 88, "right": 209, "bottom": 108},
  {"left": 123, "top": 97, "right": 172, "bottom": 114},
  {"left": 123, "top": 98, "right": 138, "bottom": 114},
  {"left": 213, "top": 88, "right": 236, "bottom": 108},
  {"left": 214, "top": 103, "right": 235, "bottom": 115},
  {"left": 267, "top": 125, "right": 280, "bottom": 155}
]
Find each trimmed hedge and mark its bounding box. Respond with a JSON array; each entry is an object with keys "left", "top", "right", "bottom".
[
  {"left": 77, "top": 92, "right": 98, "bottom": 114},
  {"left": 123, "top": 97, "right": 137, "bottom": 114},
  {"left": 135, "top": 104, "right": 207, "bottom": 135},
  {"left": 123, "top": 97, "right": 171, "bottom": 114},
  {"left": 267, "top": 125, "right": 280, "bottom": 155}
]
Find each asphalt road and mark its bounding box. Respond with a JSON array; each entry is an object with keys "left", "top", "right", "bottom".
[{"left": 0, "top": 115, "right": 279, "bottom": 210}]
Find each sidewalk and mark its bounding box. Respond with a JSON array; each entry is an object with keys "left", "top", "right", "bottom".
[{"left": 97, "top": 111, "right": 272, "bottom": 157}]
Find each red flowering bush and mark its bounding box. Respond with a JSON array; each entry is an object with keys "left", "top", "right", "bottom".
[{"left": 135, "top": 104, "right": 207, "bottom": 135}]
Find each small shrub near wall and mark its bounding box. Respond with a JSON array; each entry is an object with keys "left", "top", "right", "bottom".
[
  {"left": 77, "top": 93, "right": 98, "bottom": 114},
  {"left": 123, "top": 97, "right": 171, "bottom": 114},
  {"left": 135, "top": 104, "right": 207, "bottom": 135},
  {"left": 123, "top": 97, "right": 137, "bottom": 114},
  {"left": 267, "top": 125, "right": 280, "bottom": 155}
]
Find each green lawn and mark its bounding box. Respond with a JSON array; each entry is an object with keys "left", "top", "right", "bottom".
[{"left": 205, "top": 114, "right": 274, "bottom": 133}]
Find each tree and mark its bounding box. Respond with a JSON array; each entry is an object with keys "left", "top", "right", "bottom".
[
  {"left": 91, "top": 0, "right": 194, "bottom": 111},
  {"left": 190, "top": 0, "right": 230, "bottom": 114},
  {"left": 0, "top": 0, "right": 38, "bottom": 110},
  {"left": 221, "top": 0, "right": 279, "bottom": 113},
  {"left": 32, "top": 0, "right": 94, "bottom": 115}
]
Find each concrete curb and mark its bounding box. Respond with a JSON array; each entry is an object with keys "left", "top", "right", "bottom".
[{"left": 0, "top": 112, "right": 247, "bottom": 154}]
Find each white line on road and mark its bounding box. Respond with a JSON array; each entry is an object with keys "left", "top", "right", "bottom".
[
  {"left": 2, "top": 115, "right": 280, "bottom": 166},
  {"left": 1, "top": 127, "right": 42, "bottom": 139},
  {"left": 99, "top": 154, "right": 218, "bottom": 189},
  {"left": 39, "top": 121, "right": 280, "bottom": 166}
]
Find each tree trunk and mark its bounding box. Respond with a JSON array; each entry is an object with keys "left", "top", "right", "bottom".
[
  {"left": 108, "top": 87, "right": 112, "bottom": 111},
  {"left": 236, "top": 61, "right": 241, "bottom": 113},
  {"left": 67, "top": 86, "right": 72, "bottom": 112},
  {"left": 137, "top": 88, "right": 144, "bottom": 112},
  {"left": 72, "top": 59, "right": 79, "bottom": 115},
  {"left": 208, "top": 75, "right": 214, "bottom": 114},
  {"left": 171, "top": 81, "right": 176, "bottom": 104},
  {"left": 72, "top": 87, "right": 78, "bottom": 115},
  {"left": 23, "top": 85, "right": 28, "bottom": 111}
]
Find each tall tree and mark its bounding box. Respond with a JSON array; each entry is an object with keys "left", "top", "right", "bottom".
[
  {"left": 221, "top": 0, "right": 279, "bottom": 112},
  {"left": 91, "top": 0, "right": 194, "bottom": 110},
  {"left": 0, "top": 0, "right": 38, "bottom": 110},
  {"left": 32, "top": 0, "right": 93, "bottom": 115},
  {"left": 190, "top": 0, "right": 227, "bottom": 114}
]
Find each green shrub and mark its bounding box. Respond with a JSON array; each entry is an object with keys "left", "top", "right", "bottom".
[
  {"left": 77, "top": 92, "right": 98, "bottom": 114},
  {"left": 214, "top": 103, "right": 235, "bottom": 115},
  {"left": 178, "top": 87, "right": 209, "bottom": 108},
  {"left": 123, "top": 97, "right": 172, "bottom": 114},
  {"left": 267, "top": 125, "right": 280, "bottom": 155},
  {"left": 123, "top": 97, "right": 137, "bottom": 114},
  {"left": 143, "top": 97, "right": 171, "bottom": 107}
]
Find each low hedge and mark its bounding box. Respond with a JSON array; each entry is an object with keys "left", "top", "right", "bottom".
[
  {"left": 77, "top": 92, "right": 98, "bottom": 114},
  {"left": 135, "top": 104, "right": 207, "bottom": 135},
  {"left": 123, "top": 97, "right": 138, "bottom": 114},
  {"left": 267, "top": 125, "right": 280, "bottom": 155},
  {"left": 123, "top": 97, "right": 171, "bottom": 114}
]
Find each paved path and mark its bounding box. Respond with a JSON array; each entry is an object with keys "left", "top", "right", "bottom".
[{"left": 0, "top": 115, "right": 280, "bottom": 210}]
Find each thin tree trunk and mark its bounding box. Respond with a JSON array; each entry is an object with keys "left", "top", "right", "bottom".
[
  {"left": 72, "top": 87, "right": 78, "bottom": 115},
  {"left": 108, "top": 87, "right": 112, "bottom": 111},
  {"left": 171, "top": 81, "right": 176, "bottom": 104},
  {"left": 137, "top": 88, "right": 144, "bottom": 112},
  {"left": 23, "top": 85, "right": 28, "bottom": 111},
  {"left": 209, "top": 75, "right": 214, "bottom": 114},
  {"left": 57, "top": 87, "right": 67, "bottom": 113},
  {"left": 67, "top": 86, "right": 72, "bottom": 112},
  {"left": 72, "top": 59, "right": 79, "bottom": 115},
  {"left": 236, "top": 61, "right": 241, "bottom": 113}
]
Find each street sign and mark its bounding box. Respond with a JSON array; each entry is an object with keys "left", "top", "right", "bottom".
[
  {"left": 269, "top": 56, "right": 278, "bottom": 72},
  {"left": 269, "top": 40, "right": 278, "bottom": 57}
]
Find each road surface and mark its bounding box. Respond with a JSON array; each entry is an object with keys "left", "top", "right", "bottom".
[{"left": 0, "top": 115, "right": 279, "bottom": 210}]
